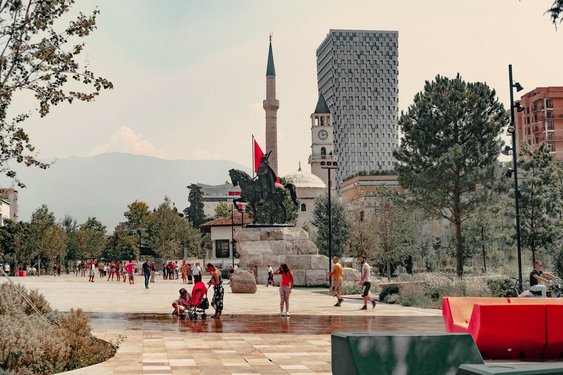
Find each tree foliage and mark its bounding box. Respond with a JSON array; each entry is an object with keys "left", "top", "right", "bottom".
[
  {"left": 548, "top": 0, "right": 563, "bottom": 25},
  {"left": 149, "top": 197, "right": 200, "bottom": 260},
  {"left": 311, "top": 192, "right": 349, "bottom": 258},
  {"left": 518, "top": 143, "right": 563, "bottom": 263},
  {"left": 394, "top": 74, "right": 508, "bottom": 277},
  {"left": 0, "top": 0, "right": 112, "bottom": 186},
  {"left": 76, "top": 217, "right": 106, "bottom": 259},
  {"left": 103, "top": 223, "right": 139, "bottom": 261},
  {"left": 184, "top": 184, "right": 206, "bottom": 228},
  {"left": 214, "top": 202, "right": 232, "bottom": 218}
]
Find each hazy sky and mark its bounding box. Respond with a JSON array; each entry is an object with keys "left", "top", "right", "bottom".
[{"left": 14, "top": 0, "right": 563, "bottom": 179}]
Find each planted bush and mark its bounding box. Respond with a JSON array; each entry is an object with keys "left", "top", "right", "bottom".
[
  {"left": 379, "top": 284, "right": 400, "bottom": 303},
  {"left": 0, "top": 283, "right": 116, "bottom": 374}
]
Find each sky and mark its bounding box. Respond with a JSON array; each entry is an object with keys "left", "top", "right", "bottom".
[{"left": 13, "top": 0, "right": 563, "bottom": 179}]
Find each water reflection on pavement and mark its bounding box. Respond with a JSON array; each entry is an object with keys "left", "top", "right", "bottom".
[{"left": 89, "top": 313, "right": 445, "bottom": 335}]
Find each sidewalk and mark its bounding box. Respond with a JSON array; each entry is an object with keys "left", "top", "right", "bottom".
[{"left": 2, "top": 275, "right": 442, "bottom": 375}]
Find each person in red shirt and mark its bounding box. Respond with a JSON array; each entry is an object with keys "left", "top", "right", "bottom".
[
  {"left": 125, "top": 260, "right": 136, "bottom": 285},
  {"left": 274, "top": 263, "right": 294, "bottom": 317}
]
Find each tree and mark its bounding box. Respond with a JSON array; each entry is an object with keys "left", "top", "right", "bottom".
[
  {"left": 0, "top": 0, "right": 112, "bottom": 186},
  {"left": 77, "top": 217, "right": 106, "bottom": 259},
  {"left": 40, "top": 225, "right": 66, "bottom": 268},
  {"left": 311, "top": 192, "right": 349, "bottom": 258},
  {"left": 518, "top": 143, "right": 563, "bottom": 263},
  {"left": 62, "top": 215, "right": 81, "bottom": 266},
  {"left": 214, "top": 202, "right": 232, "bottom": 218},
  {"left": 394, "top": 74, "right": 508, "bottom": 277},
  {"left": 149, "top": 197, "right": 200, "bottom": 259},
  {"left": 548, "top": 0, "right": 563, "bottom": 25},
  {"left": 367, "top": 187, "right": 417, "bottom": 280},
  {"left": 124, "top": 200, "right": 152, "bottom": 252},
  {"left": 28, "top": 204, "right": 56, "bottom": 269},
  {"left": 184, "top": 184, "right": 206, "bottom": 228},
  {"left": 103, "top": 223, "right": 139, "bottom": 261}
]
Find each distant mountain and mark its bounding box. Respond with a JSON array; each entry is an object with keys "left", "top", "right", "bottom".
[{"left": 11, "top": 153, "right": 248, "bottom": 231}]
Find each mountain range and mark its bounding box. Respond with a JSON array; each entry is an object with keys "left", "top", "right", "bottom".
[{"left": 10, "top": 153, "right": 248, "bottom": 231}]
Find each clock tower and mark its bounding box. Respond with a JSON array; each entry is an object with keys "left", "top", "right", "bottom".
[{"left": 309, "top": 94, "right": 336, "bottom": 188}]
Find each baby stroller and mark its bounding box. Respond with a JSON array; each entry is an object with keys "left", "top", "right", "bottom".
[{"left": 185, "top": 281, "right": 209, "bottom": 320}]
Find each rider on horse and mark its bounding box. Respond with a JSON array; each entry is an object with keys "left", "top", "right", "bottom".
[{"left": 256, "top": 151, "right": 280, "bottom": 203}]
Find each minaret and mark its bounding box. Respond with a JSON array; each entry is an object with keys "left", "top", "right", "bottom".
[{"left": 263, "top": 35, "right": 279, "bottom": 175}]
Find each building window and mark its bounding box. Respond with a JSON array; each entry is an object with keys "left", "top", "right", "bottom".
[
  {"left": 321, "top": 147, "right": 326, "bottom": 158},
  {"left": 215, "top": 240, "right": 230, "bottom": 258},
  {"left": 301, "top": 203, "right": 306, "bottom": 212}
]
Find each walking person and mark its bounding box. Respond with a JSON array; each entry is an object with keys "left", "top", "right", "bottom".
[
  {"left": 266, "top": 264, "right": 274, "bottom": 286},
  {"left": 150, "top": 260, "right": 156, "bottom": 283},
  {"left": 274, "top": 263, "right": 294, "bottom": 317},
  {"left": 174, "top": 261, "right": 180, "bottom": 280},
  {"left": 186, "top": 262, "right": 193, "bottom": 284},
  {"left": 88, "top": 259, "right": 96, "bottom": 282},
  {"left": 206, "top": 263, "right": 224, "bottom": 319},
  {"left": 328, "top": 256, "right": 344, "bottom": 306},
  {"left": 162, "top": 262, "right": 167, "bottom": 280},
  {"left": 359, "top": 255, "right": 376, "bottom": 310},
  {"left": 125, "top": 259, "right": 136, "bottom": 285},
  {"left": 142, "top": 258, "right": 151, "bottom": 289},
  {"left": 181, "top": 260, "right": 188, "bottom": 284}
]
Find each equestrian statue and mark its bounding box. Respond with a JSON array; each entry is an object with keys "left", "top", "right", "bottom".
[{"left": 229, "top": 151, "right": 297, "bottom": 224}]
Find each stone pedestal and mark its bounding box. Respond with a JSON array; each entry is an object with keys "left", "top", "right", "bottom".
[
  {"left": 229, "top": 269, "right": 257, "bottom": 293},
  {"left": 234, "top": 226, "right": 329, "bottom": 287}
]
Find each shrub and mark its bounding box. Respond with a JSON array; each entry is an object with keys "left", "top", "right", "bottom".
[
  {"left": 486, "top": 277, "right": 516, "bottom": 297},
  {"left": 385, "top": 293, "right": 400, "bottom": 304},
  {"left": 0, "top": 283, "right": 116, "bottom": 374},
  {"left": 341, "top": 281, "right": 362, "bottom": 296},
  {"left": 398, "top": 283, "right": 435, "bottom": 308},
  {"left": 379, "top": 284, "right": 400, "bottom": 302}
]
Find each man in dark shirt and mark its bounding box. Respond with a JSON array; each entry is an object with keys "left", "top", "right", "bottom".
[
  {"left": 142, "top": 258, "right": 151, "bottom": 289},
  {"left": 530, "top": 261, "right": 561, "bottom": 297}
]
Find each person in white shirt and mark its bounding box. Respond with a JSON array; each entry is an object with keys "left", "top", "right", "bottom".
[
  {"left": 3, "top": 263, "right": 10, "bottom": 276},
  {"left": 359, "top": 255, "right": 376, "bottom": 310}
]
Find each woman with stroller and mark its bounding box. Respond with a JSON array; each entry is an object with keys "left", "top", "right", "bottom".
[
  {"left": 206, "top": 263, "right": 223, "bottom": 319},
  {"left": 274, "top": 263, "right": 294, "bottom": 317}
]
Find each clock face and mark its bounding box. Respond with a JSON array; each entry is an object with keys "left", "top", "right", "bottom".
[{"left": 318, "top": 129, "right": 329, "bottom": 140}]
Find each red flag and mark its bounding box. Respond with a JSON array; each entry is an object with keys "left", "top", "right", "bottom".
[{"left": 254, "top": 139, "right": 264, "bottom": 174}]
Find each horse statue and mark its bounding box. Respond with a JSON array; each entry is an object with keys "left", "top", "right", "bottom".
[{"left": 228, "top": 168, "right": 297, "bottom": 224}]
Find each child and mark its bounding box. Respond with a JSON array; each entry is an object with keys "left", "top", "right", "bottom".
[{"left": 172, "top": 288, "right": 192, "bottom": 316}]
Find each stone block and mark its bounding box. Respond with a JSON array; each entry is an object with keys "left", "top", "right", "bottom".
[
  {"left": 311, "top": 254, "right": 330, "bottom": 270},
  {"left": 280, "top": 227, "right": 309, "bottom": 241},
  {"left": 286, "top": 255, "right": 311, "bottom": 270},
  {"left": 343, "top": 267, "right": 361, "bottom": 282},
  {"left": 269, "top": 240, "right": 294, "bottom": 255},
  {"left": 239, "top": 254, "right": 263, "bottom": 268},
  {"left": 292, "top": 269, "right": 306, "bottom": 286},
  {"left": 292, "top": 240, "right": 319, "bottom": 255},
  {"left": 262, "top": 255, "right": 282, "bottom": 268},
  {"left": 305, "top": 270, "right": 329, "bottom": 286},
  {"left": 230, "top": 269, "right": 257, "bottom": 293},
  {"left": 237, "top": 241, "right": 272, "bottom": 256},
  {"left": 234, "top": 228, "right": 261, "bottom": 242},
  {"left": 260, "top": 229, "right": 285, "bottom": 241}
]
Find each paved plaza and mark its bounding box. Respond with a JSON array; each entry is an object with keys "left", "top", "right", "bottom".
[{"left": 2, "top": 274, "right": 443, "bottom": 374}]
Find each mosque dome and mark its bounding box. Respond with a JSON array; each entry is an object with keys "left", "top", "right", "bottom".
[{"left": 284, "top": 169, "right": 326, "bottom": 189}]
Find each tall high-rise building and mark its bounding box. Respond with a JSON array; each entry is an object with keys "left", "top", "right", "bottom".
[
  {"left": 316, "top": 29, "right": 399, "bottom": 187},
  {"left": 263, "top": 36, "right": 279, "bottom": 175},
  {"left": 515, "top": 87, "right": 563, "bottom": 161}
]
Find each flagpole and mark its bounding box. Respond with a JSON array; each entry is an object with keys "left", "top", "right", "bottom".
[{"left": 252, "top": 134, "right": 255, "bottom": 178}]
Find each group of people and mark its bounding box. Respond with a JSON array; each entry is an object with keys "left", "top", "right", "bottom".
[
  {"left": 2, "top": 263, "right": 38, "bottom": 276},
  {"left": 79, "top": 259, "right": 138, "bottom": 284},
  {"left": 163, "top": 260, "right": 203, "bottom": 284}
]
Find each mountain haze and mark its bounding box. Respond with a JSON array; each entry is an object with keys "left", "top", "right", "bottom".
[{"left": 10, "top": 153, "right": 248, "bottom": 231}]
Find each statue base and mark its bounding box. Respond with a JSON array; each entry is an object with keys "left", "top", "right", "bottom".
[{"left": 233, "top": 226, "right": 328, "bottom": 287}]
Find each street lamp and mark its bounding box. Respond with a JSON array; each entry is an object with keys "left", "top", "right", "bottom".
[
  {"left": 320, "top": 160, "right": 337, "bottom": 289},
  {"left": 508, "top": 64, "right": 524, "bottom": 292}
]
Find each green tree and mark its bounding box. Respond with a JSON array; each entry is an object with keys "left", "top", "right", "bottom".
[
  {"left": 368, "top": 187, "right": 417, "bottom": 280},
  {"left": 184, "top": 184, "right": 206, "bottom": 228},
  {"left": 311, "top": 192, "right": 349, "bottom": 258},
  {"left": 77, "top": 217, "right": 106, "bottom": 259},
  {"left": 124, "top": 200, "right": 152, "bottom": 252},
  {"left": 149, "top": 197, "right": 200, "bottom": 259},
  {"left": 548, "top": 0, "right": 563, "bottom": 25},
  {"left": 518, "top": 143, "right": 563, "bottom": 263},
  {"left": 62, "top": 215, "right": 81, "bottom": 267},
  {"left": 104, "top": 224, "right": 139, "bottom": 261},
  {"left": 28, "top": 204, "right": 56, "bottom": 269},
  {"left": 41, "top": 225, "right": 66, "bottom": 269},
  {"left": 0, "top": 0, "right": 112, "bottom": 187},
  {"left": 394, "top": 74, "right": 508, "bottom": 277},
  {"left": 214, "top": 202, "right": 232, "bottom": 218},
  {"left": 0, "top": 220, "right": 31, "bottom": 266}
]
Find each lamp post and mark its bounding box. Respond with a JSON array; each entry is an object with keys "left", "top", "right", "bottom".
[
  {"left": 508, "top": 64, "right": 524, "bottom": 292},
  {"left": 231, "top": 201, "right": 235, "bottom": 269},
  {"left": 321, "top": 160, "right": 337, "bottom": 289}
]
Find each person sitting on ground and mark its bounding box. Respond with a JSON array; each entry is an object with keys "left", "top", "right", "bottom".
[
  {"left": 172, "top": 288, "right": 192, "bottom": 316},
  {"left": 530, "top": 261, "right": 561, "bottom": 297}
]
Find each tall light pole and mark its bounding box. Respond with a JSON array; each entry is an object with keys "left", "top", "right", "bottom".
[
  {"left": 508, "top": 64, "right": 525, "bottom": 292},
  {"left": 321, "top": 160, "right": 337, "bottom": 289}
]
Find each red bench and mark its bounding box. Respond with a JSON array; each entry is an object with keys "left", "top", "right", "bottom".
[{"left": 442, "top": 297, "right": 563, "bottom": 359}]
